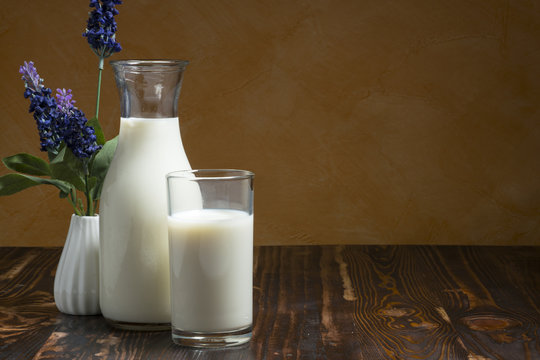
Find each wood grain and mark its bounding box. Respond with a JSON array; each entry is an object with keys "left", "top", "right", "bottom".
[{"left": 0, "top": 246, "right": 538, "bottom": 359}]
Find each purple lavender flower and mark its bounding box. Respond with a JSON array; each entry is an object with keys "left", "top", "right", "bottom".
[
  {"left": 19, "top": 61, "right": 41, "bottom": 93},
  {"left": 19, "top": 61, "right": 62, "bottom": 153},
  {"left": 19, "top": 61, "right": 102, "bottom": 159},
  {"left": 83, "top": 0, "right": 122, "bottom": 58},
  {"left": 55, "top": 88, "right": 102, "bottom": 159},
  {"left": 56, "top": 88, "right": 76, "bottom": 110}
]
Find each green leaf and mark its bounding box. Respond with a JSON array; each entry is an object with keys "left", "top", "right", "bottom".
[
  {"left": 2, "top": 153, "right": 51, "bottom": 176},
  {"left": 89, "top": 136, "right": 118, "bottom": 200},
  {"left": 49, "top": 145, "right": 86, "bottom": 192},
  {"left": 0, "top": 173, "right": 73, "bottom": 196},
  {"left": 87, "top": 117, "right": 106, "bottom": 145}
]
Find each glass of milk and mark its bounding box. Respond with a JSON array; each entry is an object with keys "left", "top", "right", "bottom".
[{"left": 166, "top": 169, "right": 254, "bottom": 348}]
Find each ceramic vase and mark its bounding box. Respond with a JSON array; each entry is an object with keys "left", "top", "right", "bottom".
[{"left": 54, "top": 214, "right": 100, "bottom": 315}]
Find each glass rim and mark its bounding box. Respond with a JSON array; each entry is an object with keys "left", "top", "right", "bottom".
[
  {"left": 167, "top": 169, "right": 254, "bottom": 180},
  {"left": 110, "top": 59, "right": 189, "bottom": 70}
]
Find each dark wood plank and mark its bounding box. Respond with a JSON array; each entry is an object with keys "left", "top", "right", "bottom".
[
  {"left": 0, "top": 248, "right": 60, "bottom": 360},
  {"left": 434, "top": 246, "right": 540, "bottom": 360},
  {"left": 339, "top": 246, "right": 540, "bottom": 359},
  {"left": 0, "top": 246, "right": 538, "bottom": 359},
  {"left": 338, "top": 245, "right": 469, "bottom": 359}
]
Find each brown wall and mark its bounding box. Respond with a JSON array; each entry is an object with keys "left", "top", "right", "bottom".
[{"left": 1, "top": 1, "right": 539, "bottom": 246}]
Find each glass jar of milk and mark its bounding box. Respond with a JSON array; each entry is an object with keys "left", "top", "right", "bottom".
[{"left": 100, "top": 60, "right": 191, "bottom": 330}]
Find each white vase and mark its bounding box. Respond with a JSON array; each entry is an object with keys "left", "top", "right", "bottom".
[{"left": 54, "top": 214, "right": 100, "bottom": 315}]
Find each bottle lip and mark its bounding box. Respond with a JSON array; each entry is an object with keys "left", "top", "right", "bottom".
[{"left": 110, "top": 59, "right": 189, "bottom": 71}]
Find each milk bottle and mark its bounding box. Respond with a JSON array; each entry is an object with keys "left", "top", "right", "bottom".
[{"left": 100, "top": 60, "right": 190, "bottom": 330}]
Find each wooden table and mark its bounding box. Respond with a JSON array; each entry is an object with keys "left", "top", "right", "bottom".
[{"left": 0, "top": 246, "right": 538, "bottom": 359}]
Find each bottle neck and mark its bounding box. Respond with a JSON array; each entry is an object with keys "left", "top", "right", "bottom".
[{"left": 111, "top": 60, "right": 188, "bottom": 118}]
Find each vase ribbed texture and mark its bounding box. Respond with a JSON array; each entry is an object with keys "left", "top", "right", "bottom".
[{"left": 54, "top": 214, "right": 100, "bottom": 315}]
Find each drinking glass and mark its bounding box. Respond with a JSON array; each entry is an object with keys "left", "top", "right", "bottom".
[{"left": 166, "top": 169, "right": 254, "bottom": 348}]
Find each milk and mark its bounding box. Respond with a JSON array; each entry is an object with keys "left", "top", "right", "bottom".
[
  {"left": 100, "top": 117, "right": 191, "bottom": 325},
  {"left": 168, "top": 209, "right": 253, "bottom": 332}
]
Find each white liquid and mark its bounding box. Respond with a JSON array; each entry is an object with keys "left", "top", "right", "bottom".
[
  {"left": 168, "top": 209, "right": 253, "bottom": 332},
  {"left": 100, "top": 117, "right": 192, "bottom": 324}
]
